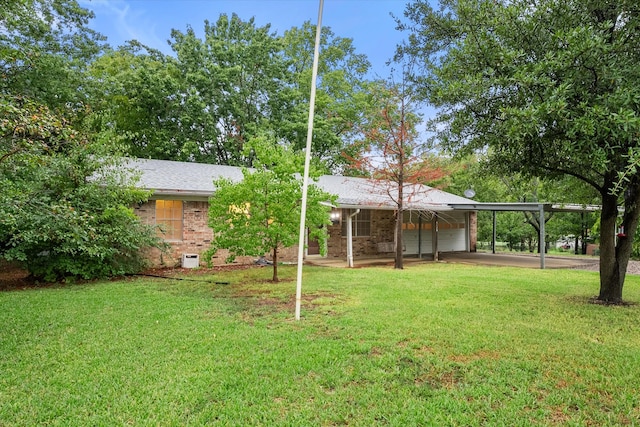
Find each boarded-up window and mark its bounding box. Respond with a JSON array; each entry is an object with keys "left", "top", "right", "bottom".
[
  {"left": 156, "top": 200, "right": 183, "bottom": 240},
  {"left": 341, "top": 209, "right": 371, "bottom": 237}
]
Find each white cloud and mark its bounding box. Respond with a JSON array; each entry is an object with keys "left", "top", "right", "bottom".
[{"left": 80, "top": 0, "right": 168, "bottom": 51}]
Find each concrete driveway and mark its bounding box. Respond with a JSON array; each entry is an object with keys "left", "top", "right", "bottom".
[
  {"left": 438, "top": 252, "right": 599, "bottom": 269},
  {"left": 306, "top": 251, "right": 600, "bottom": 270}
]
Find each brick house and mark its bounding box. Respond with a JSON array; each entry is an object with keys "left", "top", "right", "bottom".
[{"left": 129, "top": 158, "right": 478, "bottom": 267}]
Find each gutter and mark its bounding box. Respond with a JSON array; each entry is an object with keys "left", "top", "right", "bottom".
[{"left": 144, "top": 188, "right": 213, "bottom": 199}]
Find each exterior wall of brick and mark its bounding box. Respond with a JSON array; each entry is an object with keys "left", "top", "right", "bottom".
[
  {"left": 135, "top": 201, "right": 476, "bottom": 266},
  {"left": 136, "top": 200, "right": 214, "bottom": 266},
  {"left": 136, "top": 199, "right": 301, "bottom": 267},
  {"left": 325, "top": 209, "right": 397, "bottom": 258}
]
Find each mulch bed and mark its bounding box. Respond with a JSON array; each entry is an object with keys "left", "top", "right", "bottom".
[{"left": 0, "top": 261, "right": 33, "bottom": 291}]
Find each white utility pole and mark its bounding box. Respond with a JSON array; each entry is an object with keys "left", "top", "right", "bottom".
[{"left": 295, "top": 0, "right": 324, "bottom": 321}]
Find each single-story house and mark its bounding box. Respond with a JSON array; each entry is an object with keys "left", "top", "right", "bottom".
[{"left": 128, "top": 158, "right": 478, "bottom": 267}]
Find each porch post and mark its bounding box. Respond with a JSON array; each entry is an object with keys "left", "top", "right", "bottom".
[
  {"left": 432, "top": 213, "right": 439, "bottom": 261},
  {"left": 347, "top": 214, "right": 353, "bottom": 268},
  {"left": 418, "top": 214, "right": 422, "bottom": 258},
  {"left": 346, "top": 209, "right": 360, "bottom": 268}
]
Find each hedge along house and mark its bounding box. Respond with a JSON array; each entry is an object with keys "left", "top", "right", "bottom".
[{"left": 128, "top": 158, "right": 478, "bottom": 267}]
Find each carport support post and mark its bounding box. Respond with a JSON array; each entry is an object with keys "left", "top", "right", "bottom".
[
  {"left": 492, "top": 211, "right": 497, "bottom": 254},
  {"left": 539, "top": 204, "right": 545, "bottom": 269}
]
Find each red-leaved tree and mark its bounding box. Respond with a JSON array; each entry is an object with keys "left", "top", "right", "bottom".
[{"left": 345, "top": 69, "right": 447, "bottom": 269}]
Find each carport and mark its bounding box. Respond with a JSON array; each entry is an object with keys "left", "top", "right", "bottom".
[{"left": 448, "top": 202, "right": 601, "bottom": 269}]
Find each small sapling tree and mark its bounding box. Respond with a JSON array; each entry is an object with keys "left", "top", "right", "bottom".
[{"left": 205, "top": 136, "right": 335, "bottom": 282}]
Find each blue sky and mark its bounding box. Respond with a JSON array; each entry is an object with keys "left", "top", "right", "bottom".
[{"left": 81, "top": 0, "right": 412, "bottom": 78}]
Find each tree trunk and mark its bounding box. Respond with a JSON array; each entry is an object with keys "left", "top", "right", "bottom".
[
  {"left": 598, "top": 181, "right": 640, "bottom": 303},
  {"left": 395, "top": 208, "right": 404, "bottom": 269},
  {"left": 272, "top": 247, "right": 279, "bottom": 282},
  {"left": 395, "top": 180, "right": 404, "bottom": 269}
]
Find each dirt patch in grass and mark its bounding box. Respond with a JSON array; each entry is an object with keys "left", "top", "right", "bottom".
[
  {"left": 547, "top": 405, "right": 573, "bottom": 425},
  {"left": 412, "top": 365, "right": 465, "bottom": 390},
  {"left": 588, "top": 297, "right": 637, "bottom": 307},
  {"left": 234, "top": 288, "right": 340, "bottom": 311},
  {"left": 448, "top": 350, "right": 501, "bottom": 363},
  {"left": 142, "top": 263, "right": 259, "bottom": 277},
  {"left": 231, "top": 291, "right": 339, "bottom": 324},
  {"left": 564, "top": 294, "right": 638, "bottom": 307}
]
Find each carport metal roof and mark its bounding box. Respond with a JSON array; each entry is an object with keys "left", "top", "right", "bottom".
[
  {"left": 448, "top": 202, "right": 601, "bottom": 213},
  {"left": 447, "top": 202, "right": 602, "bottom": 269}
]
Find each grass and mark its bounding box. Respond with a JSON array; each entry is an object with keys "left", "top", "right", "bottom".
[{"left": 1, "top": 263, "right": 640, "bottom": 426}]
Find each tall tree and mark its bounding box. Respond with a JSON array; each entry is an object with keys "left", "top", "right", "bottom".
[
  {"left": 279, "top": 22, "right": 372, "bottom": 172},
  {"left": 84, "top": 16, "right": 373, "bottom": 169},
  {"left": 349, "top": 72, "right": 443, "bottom": 269},
  {"left": 87, "top": 43, "right": 184, "bottom": 159},
  {"left": 169, "top": 14, "right": 288, "bottom": 166},
  {"left": 1, "top": 0, "right": 105, "bottom": 110},
  {"left": 400, "top": 0, "right": 640, "bottom": 302},
  {"left": 205, "top": 136, "right": 335, "bottom": 282}
]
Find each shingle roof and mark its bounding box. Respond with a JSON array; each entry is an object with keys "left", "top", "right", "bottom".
[
  {"left": 128, "top": 158, "right": 475, "bottom": 211},
  {"left": 317, "top": 175, "right": 475, "bottom": 211},
  {"left": 128, "top": 158, "right": 242, "bottom": 197}
]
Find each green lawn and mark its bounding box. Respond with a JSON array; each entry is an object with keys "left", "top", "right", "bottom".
[{"left": 2, "top": 264, "right": 640, "bottom": 426}]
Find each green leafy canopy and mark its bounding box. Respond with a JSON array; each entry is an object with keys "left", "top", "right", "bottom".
[
  {"left": 0, "top": 95, "right": 164, "bottom": 281},
  {"left": 205, "top": 136, "right": 336, "bottom": 281},
  {"left": 400, "top": 0, "right": 640, "bottom": 302}
]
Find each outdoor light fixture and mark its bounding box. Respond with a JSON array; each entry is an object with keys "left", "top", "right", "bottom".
[{"left": 330, "top": 209, "right": 341, "bottom": 224}]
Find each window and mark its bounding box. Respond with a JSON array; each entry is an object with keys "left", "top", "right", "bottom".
[
  {"left": 156, "top": 200, "right": 183, "bottom": 240},
  {"left": 341, "top": 209, "right": 371, "bottom": 237}
]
